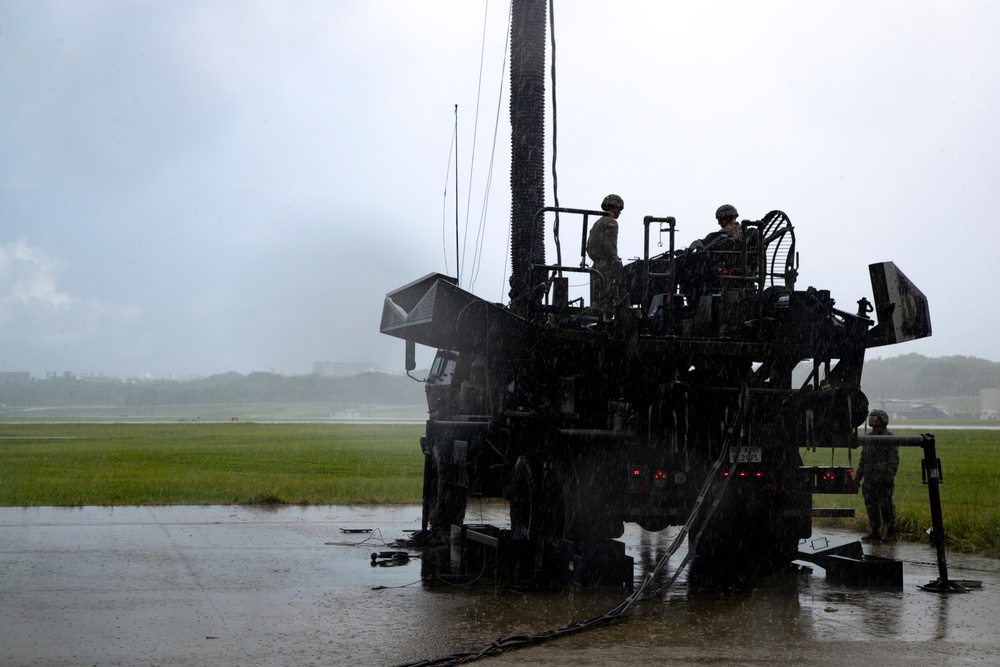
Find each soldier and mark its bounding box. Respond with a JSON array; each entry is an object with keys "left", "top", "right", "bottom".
[
  {"left": 696, "top": 204, "right": 742, "bottom": 252},
  {"left": 857, "top": 409, "right": 899, "bottom": 542},
  {"left": 715, "top": 203, "right": 742, "bottom": 239},
  {"left": 702, "top": 204, "right": 741, "bottom": 244},
  {"left": 587, "top": 194, "right": 625, "bottom": 317}
]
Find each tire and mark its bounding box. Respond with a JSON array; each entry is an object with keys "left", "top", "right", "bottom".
[
  {"left": 509, "top": 456, "right": 538, "bottom": 540},
  {"left": 426, "top": 443, "right": 467, "bottom": 534},
  {"left": 692, "top": 483, "right": 798, "bottom": 573}
]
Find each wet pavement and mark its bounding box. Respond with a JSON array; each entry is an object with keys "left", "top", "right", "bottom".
[{"left": 1, "top": 503, "right": 997, "bottom": 666}]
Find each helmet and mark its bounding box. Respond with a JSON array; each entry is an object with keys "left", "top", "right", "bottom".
[
  {"left": 715, "top": 204, "right": 738, "bottom": 220},
  {"left": 601, "top": 194, "right": 624, "bottom": 212},
  {"left": 869, "top": 409, "right": 889, "bottom": 425}
]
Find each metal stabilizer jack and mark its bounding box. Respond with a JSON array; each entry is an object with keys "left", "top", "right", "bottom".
[
  {"left": 918, "top": 576, "right": 978, "bottom": 593},
  {"left": 861, "top": 434, "right": 979, "bottom": 593},
  {"left": 916, "top": 434, "right": 978, "bottom": 593}
]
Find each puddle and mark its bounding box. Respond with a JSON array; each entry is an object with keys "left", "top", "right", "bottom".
[{"left": 0, "top": 503, "right": 996, "bottom": 666}]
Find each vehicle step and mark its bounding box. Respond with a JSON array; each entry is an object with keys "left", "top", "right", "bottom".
[{"left": 812, "top": 508, "right": 856, "bottom": 517}]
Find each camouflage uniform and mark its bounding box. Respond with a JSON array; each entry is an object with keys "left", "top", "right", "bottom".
[
  {"left": 587, "top": 195, "right": 624, "bottom": 316},
  {"left": 718, "top": 218, "right": 742, "bottom": 239},
  {"left": 857, "top": 410, "right": 898, "bottom": 540},
  {"left": 701, "top": 204, "right": 742, "bottom": 249}
]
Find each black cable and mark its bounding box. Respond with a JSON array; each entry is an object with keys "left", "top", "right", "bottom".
[
  {"left": 469, "top": 4, "right": 510, "bottom": 292},
  {"left": 324, "top": 527, "right": 388, "bottom": 548},
  {"left": 441, "top": 116, "right": 457, "bottom": 275},
  {"left": 394, "top": 390, "right": 751, "bottom": 666},
  {"left": 460, "top": 1, "right": 492, "bottom": 287},
  {"left": 549, "top": 0, "right": 560, "bottom": 262}
]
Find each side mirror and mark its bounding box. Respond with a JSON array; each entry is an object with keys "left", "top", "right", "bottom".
[{"left": 405, "top": 340, "right": 416, "bottom": 372}]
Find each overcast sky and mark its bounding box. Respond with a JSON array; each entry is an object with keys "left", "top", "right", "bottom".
[{"left": 2, "top": 1, "right": 998, "bottom": 378}]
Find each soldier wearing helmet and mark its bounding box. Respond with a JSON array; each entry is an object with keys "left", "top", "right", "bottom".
[
  {"left": 714, "top": 204, "right": 742, "bottom": 240},
  {"left": 857, "top": 409, "right": 899, "bottom": 542},
  {"left": 602, "top": 194, "right": 624, "bottom": 213},
  {"left": 587, "top": 194, "right": 625, "bottom": 317},
  {"left": 869, "top": 409, "right": 890, "bottom": 425},
  {"left": 695, "top": 203, "right": 743, "bottom": 252}
]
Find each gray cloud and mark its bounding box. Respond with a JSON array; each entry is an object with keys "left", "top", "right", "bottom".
[{"left": 1, "top": 1, "right": 998, "bottom": 377}]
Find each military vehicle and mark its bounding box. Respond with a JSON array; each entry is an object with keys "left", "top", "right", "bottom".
[{"left": 380, "top": 0, "right": 931, "bottom": 583}]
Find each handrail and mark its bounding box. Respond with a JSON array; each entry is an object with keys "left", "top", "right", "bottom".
[
  {"left": 642, "top": 216, "right": 677, "bottom": 324},
  {"left": 532, "top": 206, "right": 605, "bottom": 274},
  {"left": 529, "top": 205, "right": 797, "bottom": 320}
]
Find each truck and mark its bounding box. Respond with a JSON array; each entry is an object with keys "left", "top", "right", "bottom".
[{"left": 379, "top": 0, "right": 931, "bottom": 583}]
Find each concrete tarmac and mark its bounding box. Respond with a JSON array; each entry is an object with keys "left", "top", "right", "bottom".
[{"left": 1, "top": 504, "right": 997, "bottom": 666}]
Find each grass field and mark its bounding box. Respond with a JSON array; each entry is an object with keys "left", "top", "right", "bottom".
[
  {"left": 0, "top": 422, "right": 425, "bottom": 506},
  {"left": 804, "top": 428, "right": 1000, "bottom": 556},
  {"left": 2, "top": 422, "right": 997, "bottom": 556}
]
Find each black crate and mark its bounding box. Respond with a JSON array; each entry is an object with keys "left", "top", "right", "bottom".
[{"left": 826, "top": 554, "right": 903, "bottom": 588}]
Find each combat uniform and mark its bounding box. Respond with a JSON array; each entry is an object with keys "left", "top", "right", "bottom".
[
  {"left": 587, "top": 214, "right": 623, "bottom": 316},
  {"left": 701, "top": 204, "right": 742, "bottom": 249},
  {"left": 719, "top": 219, "right": 742, "bottom": 239},
  {"left": 857, "top": 419, "right": 898, "bottom": 540}
]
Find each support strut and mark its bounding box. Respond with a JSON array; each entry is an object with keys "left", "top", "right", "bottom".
[{"left": 857, "top": 434, "right": 977, "bottom": 593}]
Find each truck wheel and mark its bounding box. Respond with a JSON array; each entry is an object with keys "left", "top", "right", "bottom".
[
  {"left": 510, "top": 457, "right": 574, "bottom": 544},
  {"left": 427, "top": 444, "right": 467, "bottom": 534},
  {"left": 692, "top": 486, "right": 798, "bottom": 573},
  {"left": 509, "top": 456, "right": 538, "bottom": 540}
]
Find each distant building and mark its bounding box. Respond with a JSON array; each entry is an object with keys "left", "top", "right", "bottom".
[
  {"left": 981, "top": 388, "right": 1000, "bottom": 419},
  {"left": 76, "top": 373, "right": 118, "bottom": 383},
  {"left": 870, "top": 399, "right": 949, "bottom": 421},
  {"left": 312, "top": 361, "right": 381, "bottom": 377},
  {"left": 0, "top": 372, "right": 31, "bottom": 385}
]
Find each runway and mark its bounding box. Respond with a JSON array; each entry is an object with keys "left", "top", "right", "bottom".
[{"left": 1, "top": 504, "right": 997, "bottom": 666}]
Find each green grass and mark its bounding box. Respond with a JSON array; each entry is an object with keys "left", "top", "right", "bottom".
[
  {"left": 2, "top": 422, "right": 998, "bottom": 556},
  {"left": 804, "top": 428, "right": 1000, "bottom": 556},
  {"left": 0, "top": 423, "right": 425, "bottom": 506}
]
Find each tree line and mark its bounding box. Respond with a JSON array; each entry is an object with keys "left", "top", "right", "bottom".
[
  {"left": 861, "top": 354, "right": 1000, "bottom": 400},
  {"left": 0, "top": 371, "right": 428, "bottom": 407},
  {"left": 2, "top": 354, "right": 997, "bottom": 407}
]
